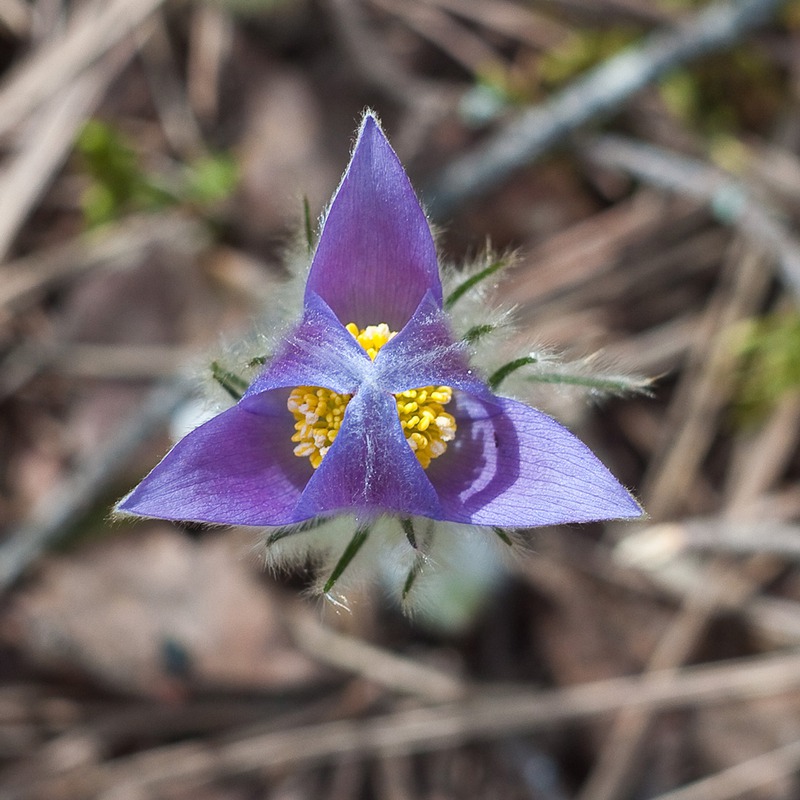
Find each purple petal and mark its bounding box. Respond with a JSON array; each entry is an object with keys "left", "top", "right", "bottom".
[
  {"left": 305, "top": 114, "right": 442, "bottom": 330},
  {"left": 375, "top": 292, "right": 493, "bottom": 399},
  {"left": 243, "top": 293, "right": 369, "bottom": 404},
  {"left": 426, "top": 394, "right": 642, "bottom": 527},
  {"left": 294, "top": 382, "right": 443, "bottom": 520},
  {"left": 118, "top": 393, "right": 312, "bottom": 526}
]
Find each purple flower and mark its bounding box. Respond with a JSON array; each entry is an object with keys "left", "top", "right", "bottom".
[{"left": 118, "top": 114, "right": 640, "bottom": 532}]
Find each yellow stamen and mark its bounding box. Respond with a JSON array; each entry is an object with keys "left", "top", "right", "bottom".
[{"left": 287, "top": 322, "right": 456, "bottom": 469}]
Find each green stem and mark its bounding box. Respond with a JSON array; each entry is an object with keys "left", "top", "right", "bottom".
[{"left": 323, "top": 525, "right": 370, "bottom": 593}]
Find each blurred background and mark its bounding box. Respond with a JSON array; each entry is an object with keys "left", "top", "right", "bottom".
[{"left": 2, "top": 0, "right": 800, "bottom": 798}]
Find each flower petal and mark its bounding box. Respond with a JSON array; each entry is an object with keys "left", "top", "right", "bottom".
[
  {"left": 243, "top": 293, "right": 369, "bottom": 403},
  {"left": 305, "top": 114, "right": 442, "bottom": 330},
  {"left": 375, "top": 292, "right": 493, "bottom": 399},
  {"left": 294, "top": 382, "right": 443, "bottom": 520},
  {"left": 117, "top": 393, "right": 312, "bottom": 526},
  {"left": 426, "top": 394, "right": 642, "bottom": 527}
]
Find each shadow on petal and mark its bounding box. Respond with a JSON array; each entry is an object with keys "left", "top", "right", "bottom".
[
  {"left": 427, "top": 393, "right": 641, "bottom": 527},
  {"left": 425, "top": 392, "right": 519, "bottom": 524}
]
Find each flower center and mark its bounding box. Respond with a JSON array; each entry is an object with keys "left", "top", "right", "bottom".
[{"left": 288, "top": 323, "right": 457, "bottom": 470}]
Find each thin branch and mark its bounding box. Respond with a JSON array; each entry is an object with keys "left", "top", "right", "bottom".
[{"left": 425, "top": 0, "right": 788, "bottom": 219}]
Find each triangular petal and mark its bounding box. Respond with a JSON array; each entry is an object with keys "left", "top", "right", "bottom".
[
  {"left": 117, "top": 395, "right": 312, "bottom": 526},
  {"left": 305, "top": 114, "right": 442, "bottom": 330},
  {"left": 375, "top": 292, "right": 493, "bottom": 399},
  {"left": 294, "top": 382, "right": 443, "bottom": 520},
  {"left": 243, "top": 293, "right": 369, "bottom": 403},
  {"left": 426, "top": 394, "right": 642, "bottom": 527}
]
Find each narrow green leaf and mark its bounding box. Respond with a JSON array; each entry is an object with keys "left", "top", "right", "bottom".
[
  {"left": 525, "top": 370, "right": 654, "bottom": 395},
  {"left": 400, "top": 518, "right": 417, "bottom": 549},
  {"left": 303, "top": 195, "right": 314, "bottom": 253},
  {"left": 323, "top": 525, "right": 370, "bottom": 593},
  {"left": 492, "top": 527, "right": 514, "bottom": 546},
  {"left": 265, "top": 516, "right": 327, "bottom": 547},
  {"left": 445, "top": 258, "right": 506, "bottom": 309},
  {"left": 402, "top": 564, "right": 419, "bottom": 600},
  {"left": 210, "top": 361, "right": 249, "bottom": 401},
  {"left": 463, "top": 323, "right": 495, "bottom": 344},
  {"left": 488, "top": 355, "right": 539, "bottom": 391}
]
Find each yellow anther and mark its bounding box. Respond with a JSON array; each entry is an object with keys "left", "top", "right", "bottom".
[{"left": 287, "top": 323, "right": 457, "bottom": 469}]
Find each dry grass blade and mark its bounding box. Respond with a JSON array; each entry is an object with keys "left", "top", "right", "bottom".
[
  {"left": 650, "top": 738, "right": 800, "bottom": 800},
  {"left": 0, "top": 0, "right": 167, "bottom": 137},
  {"left": 584, "top": 134, "right": 800, "bottom": 299},
  {"left": 288, "top": 610, "right": 465, "bottom": 702},
  {"left": 0, "top": 49, "right": 130, "bottom": 261},
  {"left": 371, "top": 0, "right": 503, "bottom": 76},
  {"left": 642, "top": 244, "right": 772, "bottom": 519},
  {"left": 421, "top": 0, "right": 570, "bottom": 49}
]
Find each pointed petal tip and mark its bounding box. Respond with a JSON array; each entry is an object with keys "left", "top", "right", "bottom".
[
  {"left": 360, "top": 109, "right": 380, "bottom": 131},
  {"left": 600, "top": 485, "right": 646, "bottom": 522},
  {"left": 305, "top": 109, "right": 442, "bottom": 328},
  {"left": 112, "top": 403, "right": 311, "bottom": 527}
]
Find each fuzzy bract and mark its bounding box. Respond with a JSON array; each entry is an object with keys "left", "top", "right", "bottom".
[{"left": 118, "top": 114, "right": 640, "bottom": 545}]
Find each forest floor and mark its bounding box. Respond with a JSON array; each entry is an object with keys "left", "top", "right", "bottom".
[{"left": 3, "top": 1, "right": 800, "bottom": 798}]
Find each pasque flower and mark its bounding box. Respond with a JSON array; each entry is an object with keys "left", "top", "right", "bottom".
[{"left": 119, "top": 113, "right": 641, "bottom": 602}]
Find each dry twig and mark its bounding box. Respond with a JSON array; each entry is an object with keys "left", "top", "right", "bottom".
[
  {"left": 427, "top": 0, "right": 789, "bottom": 218},
  {"left": 583, "top": 134, "right": 800, "bottom": 299},
  {"left": 15, "top": 648, "right": 800, "bottom": 799}
]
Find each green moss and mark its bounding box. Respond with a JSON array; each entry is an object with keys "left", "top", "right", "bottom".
[
  {"left": 76, "top": 119, "right": 239, "bottom": 228},
  {"left": 733, "top": 312, "right": 800, "bottom": 424}
]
